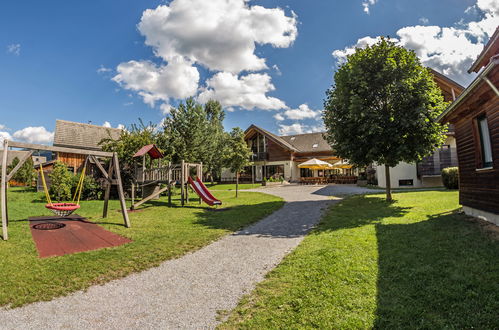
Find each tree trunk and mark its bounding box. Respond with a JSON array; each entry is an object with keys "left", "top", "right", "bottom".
[
  {"left": 236, "top": 172, "right": 239, "bottom": 198},
  {"left": 385, "top": 164, "right": 392, "bottom": 202}
]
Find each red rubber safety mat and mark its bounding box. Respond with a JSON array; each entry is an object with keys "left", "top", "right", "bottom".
[{"left": 29, "top": 215, "right": 132, "bottom": 258}]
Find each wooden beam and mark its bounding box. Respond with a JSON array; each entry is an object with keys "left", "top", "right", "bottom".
[
  {"left": 7, "top": 141, "right": 113, "bottom": 158},
  {"left": 90, "top": 155, "right": 109, "bottom": 180},
  {"left": 1, "top": 140, "right": 9, "bottom": 240},
  {"left": 113, "top": 153, "right": 131, "bottom": 228},
  {"left": 102, "top": 160, "right": 114, "bottom": 218},
  {"left": 6, "top": 150, "right": 34, "bottom": 182},
  {"left": 131, "top": 186, "right": 168, "bottom": 210}
]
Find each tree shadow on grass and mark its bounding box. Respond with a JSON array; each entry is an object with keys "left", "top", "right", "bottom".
[{"left": 375, "top": 211, "right": 499, "bottom": 328}]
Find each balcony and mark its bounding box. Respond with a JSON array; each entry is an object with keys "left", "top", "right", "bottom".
[
  {"left": 417, "top": 147, "right": 458, "bottom": 177},
  {"left": 250, "top": 152, "right": 268, "bottom": 161}
]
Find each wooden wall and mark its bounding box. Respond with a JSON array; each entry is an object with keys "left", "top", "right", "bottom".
[
  {"left": 57, "top": 152, "right": 86, "bottom": 173},
  {"left": 451, "top": 70, "right": 499, "bottom": 215},
  {"left": 267, "top": 139, "right": 292, "bottom": 161}
]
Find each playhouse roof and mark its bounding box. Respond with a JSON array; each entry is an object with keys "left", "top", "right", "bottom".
[{"left": 133, "top": 144, "right": 164, "bottom": 159}]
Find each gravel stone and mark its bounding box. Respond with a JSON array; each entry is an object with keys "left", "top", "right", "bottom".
[{"left": 0, "top": 184, "right": 376, "bottom": 329}]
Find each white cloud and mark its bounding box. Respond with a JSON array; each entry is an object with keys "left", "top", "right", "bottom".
[
  {"left": 272, "top": 64, "right": 282, "bottom": 76},
  {"left": 281, "top": 104, "right": 321, "bottom": 120},
  {"left": 419, "top": 17, "right": 429, "bottom": 25},
  {"left": 103, "top": 122, "right": 125, "bottom": 129},
  {"left": 274, "top": 113, "right": 285, "bottom": 121},
  {"left": 362, "top": 0, "right": 378, "bottom": 14},
  {"left": 123, "top": 101, "right": 133, "bottom": 106},
  {"left": 113, "top": 57, "right": 199, "bottom": 107},
  {"left": 160, "top": 103, "right": 172, "bottom": 115},
  {"left": 12, "top": 127, "right": 54, "bottom": 144},
  {"left": 0, "top": 124, "right": 7, "bottom": 131},
  {"left": 332, "top": 0, "right": 498, "bottom": 85},
  {"left": 0, "top": 131, "right": 12, "bottom": 148},
  {"left": 114, "top": 0, "right": 297, "bottom": 112},
  {"left": 278, "top": 122, "right": 325, "bottom": 136},
  {"left": 137, "top": 0, "right": 297, "bottom": 73},
  {"left": 6, "top": 44, "right": 21, "bottom": 56},
  {"left": 198, "top": 72, "right": 287, "bottom": 110},
  {"left": 278, "top": 123, "right": 304, "bottom": 135},
  {"left": 97, "top": 65, "right": 112, "bottom": 74}
]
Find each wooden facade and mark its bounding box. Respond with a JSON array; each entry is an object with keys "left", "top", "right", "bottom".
[{"left": 439, "top": 28, "right": 499, "bottom": 218}]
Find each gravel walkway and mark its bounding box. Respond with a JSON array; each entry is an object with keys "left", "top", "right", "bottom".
[{"left": 0, "top": 184, "right": 375, "bottom": 329}]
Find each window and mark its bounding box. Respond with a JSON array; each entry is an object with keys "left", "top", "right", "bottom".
[
  {"left": 399, "top": 179, "right": 413, "bottom": 186},
  {"left": 264, "top": 165, "right": 284, "bottom": 179},
  {"left": 300, "top": 168, "right": 313, "bottom": 177},
  {"left": 477, "top": 115, "right": 493, "bottom": 168}
]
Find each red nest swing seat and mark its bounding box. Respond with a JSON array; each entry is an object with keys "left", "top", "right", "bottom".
[{"left": 45, "top": 203, "right": 81, "bottom": 217}]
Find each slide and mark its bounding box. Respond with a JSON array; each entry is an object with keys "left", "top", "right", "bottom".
[{"left": 188, "top": 176, "right": 222, "bottom": 206}]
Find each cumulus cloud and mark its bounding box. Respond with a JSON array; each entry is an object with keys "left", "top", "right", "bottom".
[
  {"left": 97, "top": 65, "right": 112, "bottom": 74},
  {"left": 12, "top": 126, "right": 54, "bottom": 144},
  {"left": 198, "top": 72, "right": 287, "bottom": 110},
  {"left": 274, "top": 113, "right": 285, "bottom": 121},
  {"left": 114, "top": 0, "right": 297, "bottom": 112},
  {"left": 0, "top": 131, "right": 12, "bottom": 148},
  {"left": 282, "top": 104, "right": 321, "bottom": 120},
  {"left": 138, "top": 0, "right": 297, "bottom": 73},
  {"left": 362, "top": 0, "right": 378, "bottom": 14},
  {"left": 113, "top": 58, "right": 200, "bottom": 107},
  {"left": 278, "top": 122, "right": 325, "bottom": 136},
  {"left": 103, "top": 122, "right": 125, "bottom": 129},
  {"left": 419, "top": 17, "right": 429, "bottom": 25},
  {"left": 332, "top": 0, "right": 498, "bottom": 85},
  {"left": 6, "top": 44, "right": 21, "bottom": 56}
]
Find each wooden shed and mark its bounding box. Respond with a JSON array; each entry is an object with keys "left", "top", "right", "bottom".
[{"left": 438, "top": 27, "right": 499, "bottom": 225}]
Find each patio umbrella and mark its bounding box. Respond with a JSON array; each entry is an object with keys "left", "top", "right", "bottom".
[
  {"left": 331, "top": 164, "right": 354, "bottom": 169},
  {"left": 298, "top": 158, "right": 334, "bottom": 170}
]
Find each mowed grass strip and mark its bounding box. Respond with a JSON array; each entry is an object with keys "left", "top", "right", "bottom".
[
  {"left": 221, "top": 191, "right": 499, "bottom": 329},
  {"left": 0, "top": 187, "right": 283, "bottom": 307}
]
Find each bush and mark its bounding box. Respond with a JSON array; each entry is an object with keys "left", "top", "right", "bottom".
[
  {"left": 71, "top": 175, "right": 103, "bottom": 201},
  {"left": 49, "top": 162, "right": 73, "bottom": 201},
  {"left": 442, "top": 167, "right": 459, "bottom": 189}
]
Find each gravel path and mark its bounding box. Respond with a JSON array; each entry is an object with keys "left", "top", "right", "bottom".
[{"left": 0, "top": 184, "right": 375, "bottom": 329}]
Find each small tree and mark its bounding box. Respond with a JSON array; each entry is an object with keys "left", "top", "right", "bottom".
[
  {"left": 324, "top": 38, "right": 447, "bottom": 201},
  {"left": 49, "top": 161, "right": 74, "bottom": 201},
  {"left": 8, "top": 157, "right": 36, "bottom": 186},
  {"left": 225, "top": 127, "right": 251, "bottom": 197}
]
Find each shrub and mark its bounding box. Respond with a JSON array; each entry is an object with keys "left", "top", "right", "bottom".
[
  {"left": 71, "top": 175, "right": 103, "bottom": 201},
  {"left": 442, "top": 167, "right": 459, "bottom": 189},
  {"left": 49, "top": 162, "right": 73, "bottom": 201}
]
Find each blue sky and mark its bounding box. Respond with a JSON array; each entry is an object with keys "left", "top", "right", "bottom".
[{"left": 0, "top": 0, "right": 496, "bottom": 144}]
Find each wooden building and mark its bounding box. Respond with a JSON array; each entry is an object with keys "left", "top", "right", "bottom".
[
  {"left": 438, "top": 27, "right": 499, "bottom": 225},
  {"left": 53, "top": 120, "right": 122, "bottom": 173},
  {"left": 222, "top": 125, "right": 346, "bottom": 182}
]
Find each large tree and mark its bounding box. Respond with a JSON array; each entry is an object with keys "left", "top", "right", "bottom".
[{"left": 324, "top": 38, "right": 447, "bottom": 201}]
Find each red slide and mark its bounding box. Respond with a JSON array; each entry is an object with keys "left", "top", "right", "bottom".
[{"left": 188, "top": 177, "right": 222, "bottom": 206}]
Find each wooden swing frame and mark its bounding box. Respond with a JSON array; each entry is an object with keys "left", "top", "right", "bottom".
[{"left": 1, "top": 140, "right": 131, "bottom": 240}]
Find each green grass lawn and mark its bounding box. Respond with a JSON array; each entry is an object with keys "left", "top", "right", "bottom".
[
  {"left": 206, "top": 183, "right": 262, "bottom": 190},
  {"left": 221, "top": 190, "right": 499, "bottom": 329},
  {"left": 0, "top": 187, "right": 283, "bottom": 307}
]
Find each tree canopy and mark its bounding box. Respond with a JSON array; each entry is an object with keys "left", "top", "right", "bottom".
[
  {"left": 225, "top": 127, "right": 252, "bottom": 197},
  {"left": 323, "top": 38, "right": 447, "bottom": 200}
]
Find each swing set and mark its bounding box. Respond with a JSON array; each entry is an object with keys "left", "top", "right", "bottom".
[
  {"left": 38, "top": 157, "right": 87, "bottom": 217},
  {"left": 1, "top": 140, "right": 130, "bottom": 240}
]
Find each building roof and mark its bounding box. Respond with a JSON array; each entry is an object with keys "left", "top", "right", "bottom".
[
  {"left": 469, "top": 26, "right": 499, "bottom": 73},
  {"left": 0, "top": 150, "right": 31, "bottom": 166},
  {"left": 428, "top": 68, "right": 465, "bottom": 101},
  {"left": 53, "top": 120, "right": 122, "bottom": 151},
  {"left": 281, "top": 132, "right": 332, "bottom": 153},
  {"left": 438, "top": 57, "right": 499, "bottom": 123},
  {"left": 245, "top": 124, "right": 332, "bottom": 153}
]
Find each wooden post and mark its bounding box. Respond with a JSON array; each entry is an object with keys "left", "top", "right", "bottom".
[
  {"left": 168, "top": 162, "right": 172, "bottom": 207},
  {"left": 102, "top": 159, "right": 114, "bottom": 218},
  {"left": 142, "top": 155, "right": 146, "bottom": 198},
  {"left": 181, "top": 160, "right": 185, "bottom": 206},
  {"left": 131, "top": 182, "right": 135, "bottom": 210},
  {"left": 113, "top": 153, "right": 131, "bottom": 228},
  {"left": 1, "top": 140, "right": 9, "bottom": 240}
]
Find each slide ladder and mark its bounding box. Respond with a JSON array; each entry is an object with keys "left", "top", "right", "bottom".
[{"left": 187, "top": 177, "right": 222, "bottom": 206}]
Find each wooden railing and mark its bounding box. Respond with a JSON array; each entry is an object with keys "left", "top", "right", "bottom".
[{"left": 135, "top": 165, "right": 183, "bottom": 183}]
